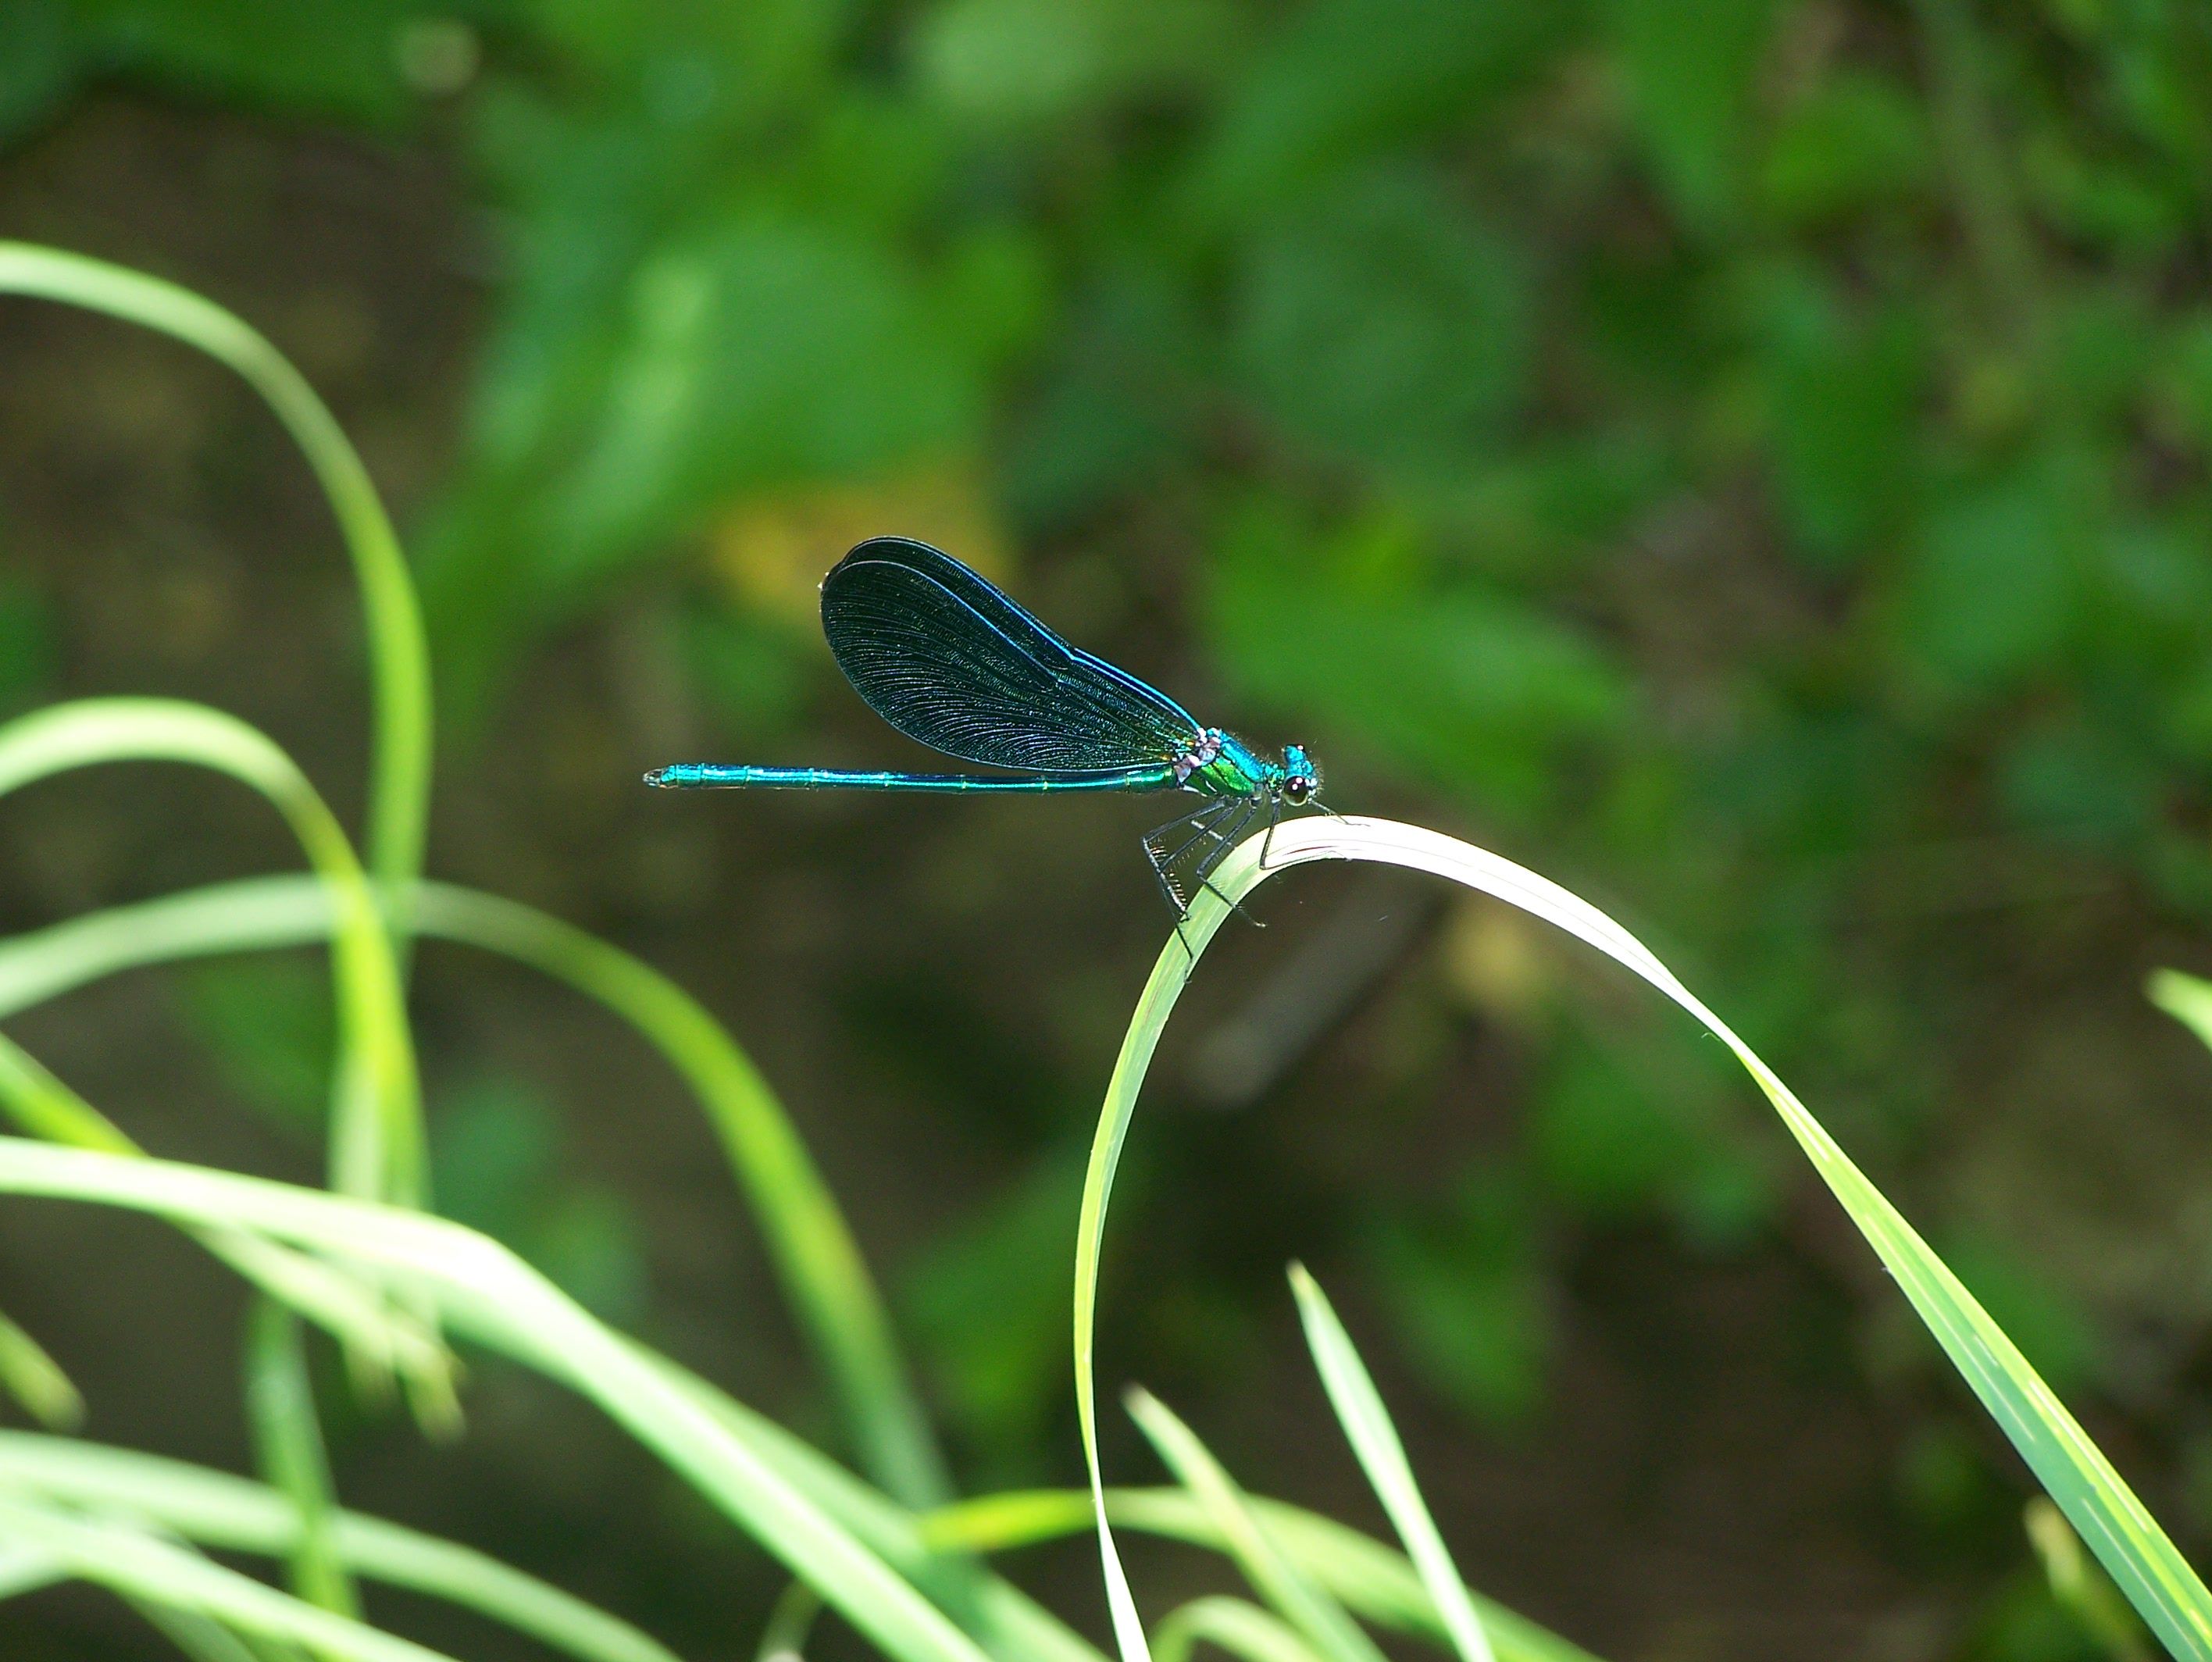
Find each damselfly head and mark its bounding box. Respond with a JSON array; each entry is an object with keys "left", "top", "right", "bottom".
[{"left": 1278, "top": 745, "right": 1319, "bottom": 806}]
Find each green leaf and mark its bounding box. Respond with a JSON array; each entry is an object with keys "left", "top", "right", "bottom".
[
  {"left": 1892, "top": 465, "right": 2079, "bottom": 700},
  {"left": 1759, "top": 271, "right": 1926, "bottom": 564},
  {"left": 1229, "top": 169, "right": 1528, "bottom": 479},
  {"left": 1208, "top": 508, "right": 1626, "bottom": 818},
  {"left": 1760, "top": 70, "right": 1933, "bottom": 228},
  {"left": 1608, "top": 0, "right": 1776, "bottom": 229},
  {"left": 1365, "top": 1169, "right": 1546, "bottom": 1428},
  {"left": 913, "top": 0, "right": 1235, "bottom": 124},
  {"left": 1190, "top": 0, "right": 1573, "bottom": 215}
]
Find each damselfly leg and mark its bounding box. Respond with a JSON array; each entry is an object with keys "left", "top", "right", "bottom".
[
  {"left": 1143, "top": 799, "right": 1234, "bottom": 915},
  {"left": 1190, "top": 799, "right": 1263, "bottom": 914},
  {"left": 1143, "top": 796, "right": 1268, "bottom": 950}
]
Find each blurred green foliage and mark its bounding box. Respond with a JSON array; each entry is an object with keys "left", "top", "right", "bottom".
[{"left": 14, "top": 0, "right": 2212, "bottom": 1638}]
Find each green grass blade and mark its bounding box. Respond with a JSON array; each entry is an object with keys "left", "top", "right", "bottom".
[
  {"left": 2, "top": 1265, "right": 1090, "bottom": 1662},
  {"left": 1155, "top": 1598, "right": 1325, "bottom": 1662},
  {"left": 134, "top": 1597, "right": 308, "bottom": 1662},
  {"left": 924, "top": 1489, "right": 1600, "bottom": 1662},
  {"left": 1125, "top": 1388, "right": 1389, "bottom": 1662},
  {"left": 758, "top": 1582, "right": 825, "bottom": 1662},
  {"left": 0, "top": 1492, "right": 458, "bottom": 1662},
  {"left": 2027, "top": 1498, "right": 2156, "bottom": 1662},
  {"left": 2148, "top": 970, "right": 2212, "bottom": 1051},
  {"left": 403, "top": 883, "right": 948, "bottom": 1507},
  {"left": 0, "top": 699, "right": 419, "bottom": 1209},
  {"left": 0, "top": 1539, "right": 61, "bottom": 1600},
  {"left": 245, "top": 1301, "right": 358, "bottom": 1619},
  {"left": 0, "top": 1432, "right": 684, "bottom": 1662},
  {"left": 0, "top": 1139, "right": 991, "bottom": 1662},
  {"left": 1076, "top": 816, "right": 2212, "bottom": 1661},
  {"left": 0, "top": 1306, "right": 81, "bottom": 1430},
  {"left": 0, "top": 872, "right": 947, "bottom": 1511},
  {"left": 1286, "top": 1265, "right": 1493, "bottom": 1662},
  {"left": 0, "top": 1033, "right": 450, "bottom": 1393},
  {"left": 633, "top": 1353, "right": 1106, "bottom": 1662},
  {"left": 0, "top": 244, "right": 430, "bottom": 907}
]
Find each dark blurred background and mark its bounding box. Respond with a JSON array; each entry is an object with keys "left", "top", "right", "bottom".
[{"left": 4, "top": 2, "right": 2212, "bottom": 1657}]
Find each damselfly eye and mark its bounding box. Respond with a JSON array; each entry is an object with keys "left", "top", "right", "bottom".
[{"left": 1283, "top": 777, "right": 1312, "bottom": 806}]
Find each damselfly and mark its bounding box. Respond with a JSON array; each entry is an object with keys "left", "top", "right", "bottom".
[{"left": 645, "top": 537, "right": 1325, "bottom": 929}]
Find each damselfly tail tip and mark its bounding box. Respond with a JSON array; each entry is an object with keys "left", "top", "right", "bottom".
[{"left": 643, "top": 766, "right": 673, "bottom": 787}]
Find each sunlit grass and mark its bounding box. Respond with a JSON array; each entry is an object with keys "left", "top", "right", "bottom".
[
  {"left": 0, "top": 237, "right": 2200, "bottom": 1662},
  {"left": 1076, "top": 815, "right": 2212, "bottom": 1662}
]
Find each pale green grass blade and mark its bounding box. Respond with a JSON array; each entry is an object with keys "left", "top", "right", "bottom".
[
  {"left": 1286, "top": 1265, "right": 1493, "bottom": 1662},
  {"left": 0, "top": 1539, "right": 61, "bottom": 1599},
  {"left": 403, "top": 883, "right": 947, "bottom": 1507},
  {"left": 1076, "top": 816, "right": 2212, "bottom": 1661},
  {"left": 0, "top": 1493, "right": 458, "bottom": 1662},
  {"left": 0, "top": 1140, "right": 992, "bottom": 1662},
  {"left": 0, "top": 1432, "right": 683, "bottom": 1662},
  {"left": 2149, "top": 970, "right": 2212, "bottom": 1051},
  {"left": 924, "top": 1489, "right": 1600, "bottom": 1662},
  {"left": 635, "top": 1352, "right": 1105, "bottom": 1662},
  {"left": 0, "top": 872, "right": 947, "bottom": 1510},
  {"left": 11, "top": 1390, "right": 1086, "bottom": 1662},
  {"left": 0, "top": 699, "right": 419, "bottom": 1207},
  {"left": 1126, "top": 1388, "right": 1388, "bottom": 1662},
  {"left": 1156, "top": 1598, "right": 1324, "bottom": 1662},
  {"left": 0, "top": 243, "right": 430, "bottom": 904},
  {"left": 2028, "top": 1499, "right": 2156, "bottom": 1662},
  {"left": 245, "top": 1302, "right": 358, "bottom": 1618},
  {"left": 0, "top": 1306, "right": 80, "bottom": 1429},
  {"left": 758, "top": 1582, "right": 824, "bottom": 1662},
  {"left": 0, "top": 1033, "right": 450, "bottom": 1393},
  {"left": 135, "top": 1597, "right": 306, "bottom": 1662}
]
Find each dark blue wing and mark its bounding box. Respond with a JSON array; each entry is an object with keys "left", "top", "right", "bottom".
[{"left": 819, "top": 537, "right": 1204, "bottom": 773}]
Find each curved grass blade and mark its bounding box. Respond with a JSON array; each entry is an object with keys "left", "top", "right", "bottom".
[
  {"left": 1286, "top": 1265, "right": 1493, "bottom": 1662},
  {"left": 0, "top": 1139, "right": 993, "bottom": 1662},
  {"left": 1078, "top": 816, "right": 2212, "bottom": 1662},
  {"left": 1156, "top": 1598, "right": 1324, "bottom": 1662},
  {"left": 0, "top": 872, "right": 946, "bottom": 1510},
  {"left": 0, "top": 244, "right": 431, "bottom": 910},
  {"left": 1126, "top": 1389, "right": 1387, "bottom": 1662},
  {"left": 0, "top": 700, "right": 419, "bottom": 1210},
  {"left": 132, "top": 1600, "right": 292, "bottom": 1662},
  {"left": 0, "top": 1492, "right": 458, "bottom": 1662},
  {"left": 758, "top": 1582, "right": 824, "bottom": 1662},
  {"left": 0, "top": 1432, "right": 684, "bottom": 1662},
  {"left": 631, "top": 1351, "right": 1104, "bottom": 1662},
  {"left": 0, "top": 1034, "right": 450, "bottom": 1393},
  {"left": 923, "top": 1489, "right": 1600, "bottom": 1662}
]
